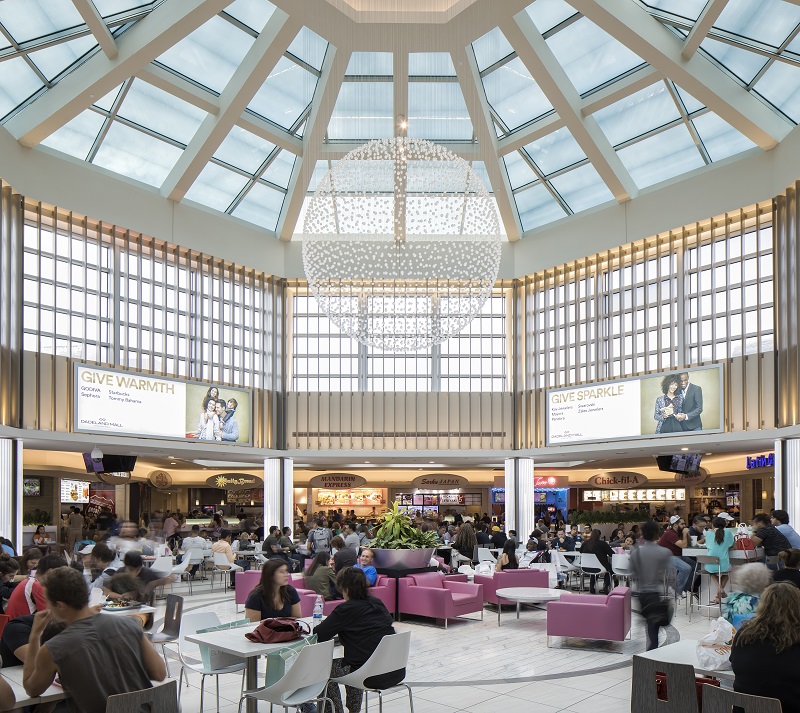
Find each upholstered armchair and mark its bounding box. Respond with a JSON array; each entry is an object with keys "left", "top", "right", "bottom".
[
  {"left": 474, "top": 569, "right": 550, "bottom": 606},
  {"left": 397, "top": 571, "right": 484, "bottom": 628},
  {"left": 546, "top": 586, "right": 632, "bottom": 645},
  {"left": 234, "top": 570, "right": 263, "bottom": 611},
  {"left": 291, "top": 573, "right": 397, "bottom": 615}
]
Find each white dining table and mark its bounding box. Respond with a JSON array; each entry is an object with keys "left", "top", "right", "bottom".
[
  {"left": 635, "top": 639, "right": 735, "bottom": 682},
  {"left": 495, "top": 586, "right": 563, "bottom": 625},
  {"left": 0, "top": 666, "right": 66, "bottom": 710},
  {"left": 185, "top": 618, "right": 316, "bottom": 713},
  {"left": 682, "top": 547, "right": 765, "bottom": 560}
]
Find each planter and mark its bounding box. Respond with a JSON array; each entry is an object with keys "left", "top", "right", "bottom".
[{"left": 371, "top": 547, "right": 435, "bottom": 573}]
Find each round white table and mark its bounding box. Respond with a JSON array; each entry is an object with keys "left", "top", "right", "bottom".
[{"left": 495, "top": 586, "right": 563, "bottom": 625}]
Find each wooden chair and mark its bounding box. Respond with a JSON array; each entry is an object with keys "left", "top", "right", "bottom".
[
  {"left": 631, "top": 656, "right": 700, "bottom": 713},
  {"left": 105, "top": 680, "right": 179, "bottom": 713},
  {"left": 702, "top": 684, "right": 783, "bottom": 713}
]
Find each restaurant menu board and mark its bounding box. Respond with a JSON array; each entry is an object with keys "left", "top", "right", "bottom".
[
  {"left": 61, "top": 479, "right": 90, "bottom": 503},
  {"left": 546, "top": 364, "right": 723, "bottom": 445},
  {"left": 399, "top": 493, "right": 466, "bottom": 506},
  {"left": 73, "top": 364, "right": 252, "bottom": 445},
  {"left": 315, "top": 489, "right": 385, "bottom": 507},
  {"left": 583, "top": 488, "right": 685, "bottom": 502}
]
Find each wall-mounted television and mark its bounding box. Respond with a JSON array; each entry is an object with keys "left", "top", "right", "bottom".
[
  {"left": 23, "top": 478, "right": 41, "bottom": 496},
  {"left": 656, "top": 453, "right": 703, "bottom": 475},
  {"left": 82, "top": 453, "right": 137, "bottom": 474}
]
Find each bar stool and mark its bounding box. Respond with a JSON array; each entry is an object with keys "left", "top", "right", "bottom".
[{"left": 689, "top": 554, "right": 724, "bottom": 621}]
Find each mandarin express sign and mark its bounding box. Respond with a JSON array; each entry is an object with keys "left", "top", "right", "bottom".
[{"left": 309, "top": 474, "right": 367, "bottom": 489}]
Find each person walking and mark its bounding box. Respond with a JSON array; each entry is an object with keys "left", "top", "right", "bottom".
[{"left": 632, "top": 520, "right": 673, "bottom": 650}]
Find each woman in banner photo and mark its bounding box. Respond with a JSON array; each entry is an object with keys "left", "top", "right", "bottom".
[
  {"left": 201, "top": 386, "right": 220, "bottom": 411},
  {"left": 196, "top": 397, "right": 221, "bottom": 440},
  {"left": 653, "top": 373, "right": 684, "bottom": 434}
]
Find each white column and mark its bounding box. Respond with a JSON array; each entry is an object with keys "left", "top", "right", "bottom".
[
  {"left": 775, "top": 439, "right": 800, "bottom": 527},
  {"left": 0, "top": 439, "right": 23, "bottom": 551},
  {"left": 264, "top": 458, "right": 293, "bottom": 531},
  {"left": 505, "top": 457, "right": 535, "bottom": 540}
]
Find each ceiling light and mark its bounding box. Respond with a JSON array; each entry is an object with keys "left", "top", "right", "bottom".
[
  {"left": 302, "top": 137, "right": 501, "bottom": 352},
  {"left": 681, "top": 447, "right": 689, "bottom": 451},
  {"left": 170, "top": 462, "right": 177, "bottom": 465},
  {"left": 397, "top": 114, "right": 407, "bottom": 130}
]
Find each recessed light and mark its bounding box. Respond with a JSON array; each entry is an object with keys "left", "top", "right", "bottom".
[
  {"left": 364, "top": 461, "right": 370, "bottom": 464},
  {"left": 170, "top": 462, "right": 177, "bottom": 465},
  {"left": 705, "top": 452, "right": 712, "bottom": 456},
  {"left": 681, "top": 447, "right": 689, "bottom": 451}
]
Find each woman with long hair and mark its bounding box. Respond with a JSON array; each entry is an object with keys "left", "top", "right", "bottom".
[
  {"left": 244, "top": 558, "right": 302, "bottom": 622},
  {"left": 495, "top": 539, "right": 519, "bottom": 572},
  {"left": 579, "top": 529, "right": 614, "bottom": 594},
  {"left": 653, "top": 373, "right": 683, "bottom": 433},
  {"left": 31, "top": 525, "right": 51, "bottom": 546},
  {"left": 705, "top": 515, "right": 736, "bottom": 603},
  {"left": 730, "top": 582, "right": 800, "bottom": 712},
  {"left": 774, "top": 548, "right": 800, "bottom": 587},
  {"left": 303, "top": 551, "right": 337, "bottom": 600},
  {"left": 18, "top": 547, "right": 43, "bottom": 576},
  {"left": 453, "top": 522, "right": 478, "bottom": 564}
]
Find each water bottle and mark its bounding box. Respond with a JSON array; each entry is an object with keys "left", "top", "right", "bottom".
[{"left": 312, "top": 595, "right": 324, "bottom": 630}]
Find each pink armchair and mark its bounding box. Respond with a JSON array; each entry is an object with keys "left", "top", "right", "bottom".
[
  {"left": 235, "top": 570, "right": 263, "bottom": 611},
  {"left": 291, "top": 573, "right": 397, "bottom": 615},
  {"left": 474, "top": 569, "right": 550, "bottom": 605},
  {"left": 397, "top": 571, "right": 484, "bottom": 628},
  {"left": 546, "top": 586, "right": 632, "bottom": 645}
]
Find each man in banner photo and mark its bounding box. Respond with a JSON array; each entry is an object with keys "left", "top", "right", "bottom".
[{"left": 676, "top": 371, "right": 703, "bottom": 431}]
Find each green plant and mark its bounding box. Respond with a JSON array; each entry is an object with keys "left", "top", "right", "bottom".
[
  {"left": 371, "top": 502, "right": 439, "bottom": 550},
  {"left": 23, "top": 509, "right": 52, "bottom": 526},
  {"left": 570, "top": 510, "right": 648, "bottom": 526}
]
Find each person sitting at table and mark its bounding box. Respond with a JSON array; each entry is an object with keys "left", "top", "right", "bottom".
[
  {"left": 22, "top": 566, "right": 165, "bottom": 711},
  {"left": 551, "top": 529, "right": 575, "bottom": 552},
  {"left": 212, "top": 529, "right": 250, "bottom": 590},
  {"left": 0, "top": 555, "right": 20, "bottom": 611},
  {"left": 705, "top": 516, "right": 736, "bottom": 604},
  {"left": 0, "top": 612, "right": 66, "bottom": 668},
  {"left": 475, "top": 524, "right": 491, "bottom": 547},
  {"left": 114, "top": 551, "right": 171, "bottom": 599},
  {"left": 105, "top": 572, "right": 152, "bottom": 627},
  {"left": 579, "top": 529, "right": 614, "bottom": 594},
  {"left": 490, "top": 526, "right": 507, "bottom": 549},
  {"left": 280, "top": 526, "right": 306, "bottom": 572},
  {"left": 608, "top": 527, "right": 625, "bottom": 546},
  {"left": 518, "top": 540, "right": 542, "bottom": 569},
  {"left": 751, "top": 513, "right": 792, "bottom": 561},
  {"left": 773, "top": 548, "right": 800, "bottom": 588},
  {"left": 244, "top": 559, "right": 302, "bottom": 622},
  {"left": 17, "top": 548, "right": 43, "bottom": 578},
  {"left": 315, "top": 568, "right": 399, "bottom": 713},
  {"left": 31, "top": 526, "right": 51, "bottom": 547},
  {"left": 495, "top": 540, "right": 519, "bottom": 572},
  {"left": 730, "top": 582, "right": 800, "bottom": 713},
  {"left": 89, "top": 542, "right": 122, "bottom": 591},
  {"left": 355, "top": 548, "right": 378, "bottom": 585},
  {"left": 303, "top": 552, "right": 338, "bottom": 600},
  {"left": 452, "top": 523, "right": 478, "bottom": 566},
  {"left": 724, "top": 562, "right": 773, "bottom": 624},
  {"left": 330, "top": 536, "right": 357, "bottom": 573},
  {"left": 4, "top": 554, "right": 67, "bottom": 620}
]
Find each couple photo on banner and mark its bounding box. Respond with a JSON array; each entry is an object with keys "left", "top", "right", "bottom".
[{"left": 652, "top": 371, "right": 704, "bottom": 435}]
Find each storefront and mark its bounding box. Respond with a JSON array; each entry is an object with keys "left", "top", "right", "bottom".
[{"left": 394, "top": 474, "right": 481, "bottom": 520}]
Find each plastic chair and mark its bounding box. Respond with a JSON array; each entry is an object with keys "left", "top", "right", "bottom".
[
  {"left": 330, "top": 631, "right": 413, "bottom": 713},
  {"left": 105, "top": 679, "right": 179, "bottom": 713},
  {"left": 171, "top": 557, "right": 193, "bottom": 595},
  {"left": 702, "top": 683, "right": 782, "bottom": 713},
  {"left": 631, "top": 655, "right": 699, "bottom": 713},
  {"left": 211, "top": 551, "right": 241, "bottom": 591},
  {"left": 477, "top": 548, "right": 497, "bottom": 565},
  {"left": 689, "top": 555, "right": 723, "bottom": 621},
  {"left": 577, "top": 552, "right": 607, "bottom": 593},
  {"left": 253, "top": 553, "right": 268, "bottom": 570},
  {"left": 184, "top": 548, "right": 208, "bottom": 584},
  {"left": 177, "top": 612, "right": 246, "bottom": 713},
  {"left": 147, "top": 594, "right": 184, "bottom": 678},
  {"left": 150, "top": 556, "right": 175, "bottom": 576},
  {"left": 611, "top": 553, "right": 634, "bottom": 589},
  {"left": 236, "top": 639, "right": 335, "bottom": 713}
]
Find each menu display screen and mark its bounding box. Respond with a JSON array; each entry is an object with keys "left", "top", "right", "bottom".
[{"left": 60, "top": 479, "right": 90, "bottom": 503}]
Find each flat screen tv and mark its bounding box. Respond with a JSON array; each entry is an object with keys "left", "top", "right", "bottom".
[
  {"left": 656, "top": 453, "right": 702, "bottom": 475},
  {"left": 23, "top": 478, "right": 41, "bottom": 496},
  {"left": 82, "top": 453, "right": 137, "bottom": 474}
]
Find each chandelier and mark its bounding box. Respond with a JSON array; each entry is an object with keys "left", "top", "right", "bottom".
[{"left": 302, "top": 136, "right": 502, "bottom": 352}]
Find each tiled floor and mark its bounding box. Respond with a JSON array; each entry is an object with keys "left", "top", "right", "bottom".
[{"left": 157, "top": 580, "right": 723, "bottom": 713}]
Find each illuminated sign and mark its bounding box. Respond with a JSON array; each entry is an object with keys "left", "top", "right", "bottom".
[
  {"left": 588, "top": 472, "right": 648, "bottom": 488},
  {"left": 411, "top": 474, "right": 469, "bottom": 488},
  {"left": 309, "top": 473, "right": 367, "bottom": 489},
  {"left": 205, "top": 474, "right": 264, "bottom": 491},
  {"left": 746, "top": 454, "right": 774, "bottom": 469}
]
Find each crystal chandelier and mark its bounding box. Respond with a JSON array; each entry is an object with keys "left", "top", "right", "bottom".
[{"left": 302, "top": 135, "right": 501, "bottom": 352}]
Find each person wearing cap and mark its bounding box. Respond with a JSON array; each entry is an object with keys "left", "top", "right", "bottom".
[
  {"left": 657, "top": 516, "right": 693, "bottom": 595},
  {"left": 490, "top": 526, "right": 507, "bottom": 549},
  {"left": 705, "top": 515, "right": 737, "bottom": 604},
  {"left": 771, "top": 509, "right": 800, "bottom": 549}
]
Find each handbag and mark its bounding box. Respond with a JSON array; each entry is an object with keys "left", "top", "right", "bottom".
[
  {"left": 655, "top": 674, "right": 720, "bottom": 711},
  {"left": 245, "top": 617, "right": 310, "bottom": 644}
]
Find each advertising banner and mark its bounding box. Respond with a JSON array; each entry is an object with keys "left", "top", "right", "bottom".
[
  {"left": 61, "top": 479, "right": 90, "bottom": 503},
  {"left": 546, "top": 364, "right": 723, "bottom": 446},
  {"left": 74, "top": 364, "right": 252, "bottom": 445}
]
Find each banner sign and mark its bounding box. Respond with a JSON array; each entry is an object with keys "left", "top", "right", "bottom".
[
  {"left": 206, "top": 473, "right": 263, "bottom": 491},
  {"left": 438, "top": 493, "right": 466, "bottom": 505},
  {"left": 533, "top": 475, "right": 568, "bottom": 488},
  {"left": 73, "top": 364, "right": 253, "bottom": 445},
  {"left": 411, "top": 474, "right": 469, "bottom": 488},
  {"left": 746, "top": 454, "right": 774, "bottom": 469},
  {"left": 309, "top": 473, "right": 367, "bottom": 489},
  {"left": 97, "top": 471, "right": 131, "bottom": 485},
  {"left": 588, "top": 472, "right": 648, "bottom": 489},
  {"left": 546, "top": 364, "right": 723, "bottom": 446}
]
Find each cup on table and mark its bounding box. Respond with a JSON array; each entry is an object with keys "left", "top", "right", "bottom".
[{"left": 690, "top": 536, "right": 698, "bottom": 547}]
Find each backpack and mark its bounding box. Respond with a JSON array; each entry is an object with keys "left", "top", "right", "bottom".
[{"left": 310, "top": 528, "right": 331, "bottom": 553}]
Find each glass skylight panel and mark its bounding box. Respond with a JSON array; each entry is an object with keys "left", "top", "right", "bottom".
[
  {"left": 346, "top": 52, "right": 393, "bottom": 76},
  {"left": 155, "top": 16, "right": 255, "bottom": 93},
  {"left": 232, "top": 182, "right": 284, "bottom": 231},
  {"left": 503, "top": 151, "right": 537, "bottom": 189},
  {"left": 184, "top": 162, "right": 249, "bottom": 213},
  {"left": 547, "top": 18, "right": 645, "bottom": 95},
  {"left": 550, "top": 163, "right": 613, "bottom": 213},
  {"left": 482, "top": 57, "right": 553, "bottom": 131},
  {"left": 92, "top": 122, "right": 183, "bottom": 187},
  {"left": 594, "top": 81, "right": 679, "bottom": 146},
  {"left": 287, "top": 27, "right": 327, "bottom": 71},
  {"left": 307, "top": 161, "right": 329, "bottom": 193},
  {"left": 214, "top": 126, "right": 276, "bottom": 174},
  {"left": 247, "top": 57, "right": 317, "bottom": 131},
  {"left": 0, "top": 57, "right": 44, "bottom": 120},
  {"left": 617, "top": 123, "right": 704, "bottom": 189},
  {"left": 93, "top": 84, "right": 123, "bottom": 112},
  {"left": 407, "top": 82, "right": 473, "bottom": 141},
  {"left": 673, "top": 85, "right": 704, "bottom": 114},
  {"left": 525, "top": 0, "right": 578, "bottom": 34},
  {"left": 753, "top": 60, "right": 800, "bottom": 122},
  {"left": 470, "top": 161, "right": 493, "bottom": 194},
  {"left": 515, "top": 183, "right": 566, "bottom": 231},
  {"left": 40, "top": 110, "right": 105, "bottom": 160},
  {"left": 260, "top": 150, "right": 295, "bottom": 188},
  {"left": 116, "top": 80, "right": 206, "bottom": 144},
  {"left": 223, "top": 0, "right": 276, "bottom": 33},
  {"left": 472, "top": 27, "right": 514, "bottom": 71},
  {"left": 714, "top": 0, "right": 800, "bottom": 50},
  {"left": 0, "top": 0, "right": 84, "bottom": 44},
  {"left": 328, "top": 82, "right": 393, "bottom": 139},
  {"left": 522, "top": 126, "right": 585, "bottom": 175},
  {"left": 700, "top": 37, "right": 768, "bottom": 85},
  {"left": 642, "top": 0, "right": 706, "bottom": 22},
  {"left": 27, "top": 36, "right": 97, "bottom": 82},
  {"left": 691, "top": 112, "right": 757, "bottom": 162},
  {"left": 409, "top": 53, "right": 456, "bottom": 76},
  {"left": 91, "top": 0, "right": 156, "bottom": 17}
]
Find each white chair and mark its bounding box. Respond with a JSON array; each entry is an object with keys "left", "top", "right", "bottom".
[
  {"left": 236, "top": 640, "right": 335, "bottom": 713},
  {"left": 211, "top": 551, "right": 242, "bottom": 591},
  {"left": 177, "top": 611, "right": 246, "bottom": 713},
  {"left": 331, "top": 631, "right": 414, "bottom": 713},
  {"left": 552, "top": 551, "right": 580, "bottom": 589},
  {"left": 611, "top": 553, "right": 634, "bottom": 589},
  {"left": 253, "top": 552, "right": 268, "bottom": 570},
  {"left": 477, "top": 548, "right": 497, "bottom": 565},
  {"left": 171, "top": 557, "right": 193, "bottom": 595},
  {"left": 184, "top": 548, "right": 208, "bottom": 582},
  {"left": 150, "top": 555, "right": 175, "bottom": 576},
  {"left": 577, "top": 552, "right": 608, "bottom": 593}
]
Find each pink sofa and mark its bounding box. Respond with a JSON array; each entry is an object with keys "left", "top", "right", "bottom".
[
  {"left": 291, "top": 573, "right": 397, "bottom": 616},
  {"left": 474, "top": 569, "right": 550, "bottom": 605},
  {"left": 398, "top": 571, "right": 484, "bottom": 628},
  {"left": 546, "top": 586, "right": 632, "bottom": 645}
]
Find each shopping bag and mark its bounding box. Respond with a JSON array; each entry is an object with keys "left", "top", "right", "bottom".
[
  {"left": 696, "top": 617, "right": 735, "bottom": 671},
  {"left": 263, "top": 634, "right": 318, "bottom": 687},
  {"left": 197, "top": 619, "right": 251, "bottom": 670}
]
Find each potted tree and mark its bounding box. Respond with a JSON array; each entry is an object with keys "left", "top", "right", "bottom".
[{"left": 369, "top": 502, "right": 439, "bottom": 573}]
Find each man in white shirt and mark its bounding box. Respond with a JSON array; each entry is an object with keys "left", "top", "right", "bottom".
[
  {"left": 182, "top": 525, "right": 210, "bottom": 577},
  {"left": 342, "top": 524, "right": 360, "bottom": 551}
]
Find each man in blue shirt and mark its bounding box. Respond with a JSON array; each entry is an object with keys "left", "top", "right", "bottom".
[
  {"left": 354, "top": 548, "right": 377, "bottom": 586},
  {"left": 772, "top": 509, "right": 800, "bottom": 548},
  {"left": 219, "top": 398, "right": 240, "bottom": 442}
]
